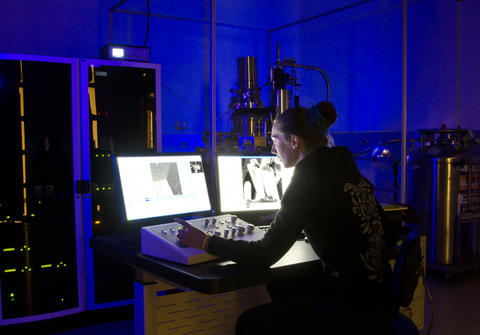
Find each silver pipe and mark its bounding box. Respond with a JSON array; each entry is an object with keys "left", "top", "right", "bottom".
[
  {"left": 401, "top": 0, "right": 407, "bottom": 204},
  {"left": 277, "top": 61, "right": 331, "bottom": 101}
]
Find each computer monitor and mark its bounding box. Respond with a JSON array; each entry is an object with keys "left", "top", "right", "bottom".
[
  {"left": 115, "top": 154, "right": 211, "bottom": 223},
  {"left": 216, "top": 154, "right": 294, "bottom": 213}
]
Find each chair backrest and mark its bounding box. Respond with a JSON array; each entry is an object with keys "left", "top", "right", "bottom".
[{"left": 392, "top": 228, "right": 422, "bottom": 311}]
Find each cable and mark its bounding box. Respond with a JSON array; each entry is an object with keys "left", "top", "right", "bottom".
[
  {"left": 422, "top": 263, "right": 434, "bottom": 335},
  {"left": 143, "top": 0, "right": 150, "bottom": 47}
]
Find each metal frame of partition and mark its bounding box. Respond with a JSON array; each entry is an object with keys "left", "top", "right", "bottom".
[{"left": 0, "top": 53, "right": 85, "bottom": 325}]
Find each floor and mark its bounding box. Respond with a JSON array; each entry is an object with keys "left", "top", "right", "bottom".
[
  {"left": 420, "top": 270, "right": 480, "bottom": 335},
  {"left": 2, "top": 270, "right": 480, "bottom": 335}
]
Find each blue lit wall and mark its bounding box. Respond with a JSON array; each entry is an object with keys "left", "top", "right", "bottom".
[
  {"left": 0, "top": 1, "right": 111, "bottom": 58},
  {"left": 297, "top": 0, "right": 480, "bottom": 133},
  {"left": 1, "top": 0, "right": 478, "bottom": 138},
  {"left": 0, "top": 0, "right": 479, "bottom": 194}
]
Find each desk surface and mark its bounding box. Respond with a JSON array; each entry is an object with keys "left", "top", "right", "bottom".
[{"left": 90, "top": 234, "right": 321, "bottom": 294}]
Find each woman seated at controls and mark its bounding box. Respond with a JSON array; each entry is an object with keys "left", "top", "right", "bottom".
[{"left": 176, "top": 101, "right": 394, "bottom": 335}]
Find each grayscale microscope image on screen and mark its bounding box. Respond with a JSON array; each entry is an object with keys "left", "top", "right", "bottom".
[
  {"left": 242, "top": 158, "right": 281, "bottom": 203},
  {"left": 150, "top": 162, "right": 183, "bottom": 197},
  {"left": 217, "top": 155, "right": 293, "bottom": 213}
]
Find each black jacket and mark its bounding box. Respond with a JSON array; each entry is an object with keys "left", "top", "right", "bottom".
[{"left": 208, "top": 146, "right": 392, "bottom": 310}]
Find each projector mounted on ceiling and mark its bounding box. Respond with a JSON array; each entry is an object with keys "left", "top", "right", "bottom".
[{"left": 100, "top": 44, "right": 150, "bottom": 62}]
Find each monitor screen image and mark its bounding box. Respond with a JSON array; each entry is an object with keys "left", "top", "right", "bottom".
[
  {"left": 217, "top": 155, "right": 294, "bottom": 213},
  {"left": 116, "top": 154, "right": 211, "bottom": 221}
]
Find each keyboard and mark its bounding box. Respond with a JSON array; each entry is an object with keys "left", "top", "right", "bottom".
[{"left": 141, "top": 214, "right": 266, "bottom": 265}]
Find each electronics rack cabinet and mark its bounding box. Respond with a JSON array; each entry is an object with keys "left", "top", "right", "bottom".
[
  {"left": 79, "top": 59, "right": 161, "bottom": 310},
  {"left": 0, "top": 54, "right": 85, "bottom": 325}
]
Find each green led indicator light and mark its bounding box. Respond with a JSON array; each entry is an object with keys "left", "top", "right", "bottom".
[
  {"left": 96, "top": 187, "right": 100, "bottom": 191},
  {"left": 3, "top": 248, "right": 15, "bottom": 252},
  {"left": 4, "top": 269, "right": 16, "bottom": 273},
  {"left": 96, "top": 154, "right": 99, "bottom": 157},
  {"left": 41, "top": 264, "right": 52, "bottom": 268},
  {"left": 10, "top": 293, "right": 14, "bottom": 297}
]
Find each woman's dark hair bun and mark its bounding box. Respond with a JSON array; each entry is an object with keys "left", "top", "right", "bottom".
[{"left": 316, "top": 101, "right": 338, "bottom": 126}]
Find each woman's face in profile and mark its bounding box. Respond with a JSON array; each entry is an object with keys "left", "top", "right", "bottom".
[{"left": 271, "top": 125, "right": 297, "bottom": 168}]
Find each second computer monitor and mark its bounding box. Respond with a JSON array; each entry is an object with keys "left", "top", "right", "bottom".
[{"left": 217, "top": 154, "right": 294, "bottom": 213}]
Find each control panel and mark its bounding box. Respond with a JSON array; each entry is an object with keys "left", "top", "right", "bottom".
[{"left": 141, "top": 214, "right": 266, "bottom": 265}]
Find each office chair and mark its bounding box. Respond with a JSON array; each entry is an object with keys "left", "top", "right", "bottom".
[{"left": 391, "top": 227, "right": 422, "bottom": 335}]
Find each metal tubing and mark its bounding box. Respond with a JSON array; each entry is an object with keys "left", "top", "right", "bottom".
[
  {"left": 401, "top": 0, "right": 407, "bottom": 203},
  {"left": 278, "top": 61, "right": 331, "bottom": 101}
]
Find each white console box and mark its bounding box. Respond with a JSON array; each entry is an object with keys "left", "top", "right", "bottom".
[{"left": 141, "top": 214, "right": 266, "bottom": 265}]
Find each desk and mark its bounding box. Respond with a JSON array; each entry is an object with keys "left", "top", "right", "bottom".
[{"left": 90, "top": 234, "right": 321, "bottom": 335}]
